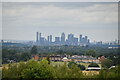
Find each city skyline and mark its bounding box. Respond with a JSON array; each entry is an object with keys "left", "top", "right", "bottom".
[
  {"left": 2, "top": 2, "right": 118, "bottom": 42},
  {"left": 34, "top": 32, "right": 119, "bottom": 46},
  {"left": 36, "top": 32, "right": 90, "bottom": 46}
]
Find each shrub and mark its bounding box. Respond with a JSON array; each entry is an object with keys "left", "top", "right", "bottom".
[
  {"left": 68, "top": 61, "right": 77, "bottom": 68},
  {"left": 77, "top": 64, "right": 86, "bottom": 70},
  {"left": 88, "top": 63, "right": 99, "bottom": 67}
]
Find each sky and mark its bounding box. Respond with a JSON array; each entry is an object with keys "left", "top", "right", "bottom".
[
  {"left": 2, "top": 2, "right": 118, "bottom": 42},
  {"left": 1, "top": 0, "right": 119, "bottom": 2}
]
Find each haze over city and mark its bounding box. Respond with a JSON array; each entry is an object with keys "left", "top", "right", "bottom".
[{"left": 2, "top": 2, "right": 118, "bottom": 42}]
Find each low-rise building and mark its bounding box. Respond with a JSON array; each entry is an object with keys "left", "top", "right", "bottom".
[{"left": 68, "top": 55, "right": 100, "bottom": 63}]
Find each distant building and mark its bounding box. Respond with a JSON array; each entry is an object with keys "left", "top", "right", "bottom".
[
  {"left": 62, "top": 57, "right": 69, "bottom": 62},
  {"left": 61, "top": 33, "right": 65, "bottom": 45},
  {"left": 67, "top": 34, "right": 74, "bottom": 45},
  {"left": 68, "top": 55, "right": 99, "bottom": 63},
  {"left": 79, "top": 35, "right": 89, "bottom": 46},
  {"left": 98, "top": 56, "right": 106, "bottom": 62},
  {"left": 73, "top": 37, "right": 78, "bottom": 45},
  {"left": 36, "top": 32, "right": 39, "bottom": 42},
  {"left": 55, "top": 37, "right": 60, "bottom": 44},
  {"left": 47, "top": 36, "right": 50, "bottom": 42},
  {"left": 50, "top": 35, "right": 52, "bottom": 43},
  {"left": 39, "top": 55, "right": 66, "bottom": 62},
  {"left": 33, "top": 55, "right": 39, "bottom": 61}
]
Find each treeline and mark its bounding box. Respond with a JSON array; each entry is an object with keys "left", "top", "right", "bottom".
[
  {"left": 2, "top": 45, "right": 120, "bottom": 65},
  {"left": 2, "top": 45, "right": 118, "bottom": 55},
  {"left": 2, "top": 59, "right": 120, "bottom": 79}
]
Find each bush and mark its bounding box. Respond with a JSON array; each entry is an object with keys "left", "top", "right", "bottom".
[
  {"left": 68, "top": 61, "right": 77, "bottom": 68},
  {"left": 77, "top": 64, "right": 86, "bottom": 70},
  {"left": 88, "top": 63, "right": 99, "bottom": 67}
]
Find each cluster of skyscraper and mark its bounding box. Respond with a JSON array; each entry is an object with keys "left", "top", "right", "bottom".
[{"left": 36, "top": 32, "right": 89, "bottom": 46}]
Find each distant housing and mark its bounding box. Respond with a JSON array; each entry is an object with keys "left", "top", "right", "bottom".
[{"left": 33, "top": 54, "right": 100, "bottom": 63}]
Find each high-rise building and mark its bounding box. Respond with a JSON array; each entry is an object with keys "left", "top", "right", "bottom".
[
  {"left": 39, "top": 33, "right": 41, "bottom": 43},
  {"left": 68, "top": 34, "right": 74, "bottom": 45},
  {"left": 47, "top": 36, "right": 50, "bottom": 42},
  {"left": 79, "top": 35, "right": 82, "bottom": 44},
  {"left": 36, "top": 32, "right": 39, "bottom": 42},
  {"left": 41, "top": 37, "right": 45, "bottom": 45},
  {"left": 61, "top": 33, "right": 65, "bottom": 44},
  {"left": 50, "top": 35, "right": 52, "bottom": 42},
  {"left": 73, "top": 37, "right": 78, "bottom": 45},
  {"left": 55, "top": 37, "right": 60, "bottom": 44},
  {"left": 85, "top": 36, "right": 88, "bottom": 43}
]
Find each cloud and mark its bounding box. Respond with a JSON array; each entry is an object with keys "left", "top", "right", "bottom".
[
  {"left": 3, "top": 3, "right": 118, "bottom": 25},
  {"left": 2, "top": 2, "right": 118, "bottom": 41},
  {"left": 0, "top": 3, "right": 2, "bottom": 40},
  {"left": 1, "top": 0, "right": 119, "bottom": 2}
]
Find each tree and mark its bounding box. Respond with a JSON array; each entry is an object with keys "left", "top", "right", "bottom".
[
  {"left": 2, "top": 62, "right": 26, "bottom": 78},
  {"left": 85, "top": 49, "right": 96, "bottom": 57},
  {"left": 21, "top": 59, "right": 54, "bottom": 78},
  {"left": 68, "top": 64, "right": 83, "bottom": 78},
  {"left": 31, "top": 46, "right": 37, "bottom": 54},
  {"left": 101, "top": 59, "right": 114, "bottom": 68},
  {"left": 46, "top": 55, "right": 50, "bottom": 64},
  {"left": 54, "top": 63, "right": 83, "bottom": 78},
  {"left": 98, "top": 65, "right": 120, "bottom": 78}
]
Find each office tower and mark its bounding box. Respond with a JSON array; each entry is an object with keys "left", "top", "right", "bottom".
[
  {"left": 88, "top": 39, "right": 90, "bottom": 44},
  {"left": 36, "top": 32, "right": 39, "bottom": 42},
  {"left": 41, "top": 37, "right": 45, "bottom": 45},
  {"left": 47, "top": 36, "right": 50, "bottom": 42},
  {"left": 85, "top": 36, "right": 88, "bottom": 43},
  {"left": 50, "top": 35, "right": 52, "bottom": 42},
  {"left": 61, "top": 33, "right": 65, "bottom": 44},
  {"left": 118, "top": 40, "right": 120, "bottom": 45},
  {"left": 55, "top": 37, "right": 60, "bottom": 44},
  {"left": 68, "top": 34, "right": 74, "bottom": 45},
  {"left": 74, "top": 37, "right": 78, "bottom": 45},
  {"left": 79, "top": 35, "right": 82, "bottom": 43},
  {"left": 39, "top": 33, "right": 41, "bottom": 42}
]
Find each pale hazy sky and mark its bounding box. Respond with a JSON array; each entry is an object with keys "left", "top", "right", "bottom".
[{"left": 2, "top": 2, "right": 118, "bottom": 42}]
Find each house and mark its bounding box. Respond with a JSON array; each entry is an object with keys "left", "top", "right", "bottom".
[
  {"left": 98, "top": 56, "right": 106, "bottom": 62},
  {"left": 39, "top": 55, "right": 66, "bottom": 61},
  {"left": 33, "top": 55, "right": 39, "bottom": 60},
  {"left": 68, "top": 55, "right": 100, "bottom": 63}
]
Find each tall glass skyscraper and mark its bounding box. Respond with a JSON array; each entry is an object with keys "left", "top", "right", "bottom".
[{"left": 61, "top": 33, "right": 65, "bottom": 44}]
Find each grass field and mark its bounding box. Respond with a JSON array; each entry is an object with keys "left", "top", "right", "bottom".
[{"left": 50, "top": 61, "right": 67, "bottom": 66}]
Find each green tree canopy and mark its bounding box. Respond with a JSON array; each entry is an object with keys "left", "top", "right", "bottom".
[
  {"left": 101, "top": 59, "right": 114, "bottom": 68},
  {"left": 31, "top": 46, "right": 37, "bottom": 54},
  {"left": 46, "top": 55, "right": 50, "bottom": 64},
  {"left": 85, "top": 49, "right": 97, "bottom": 57},
  {"left": 21, "top": 59, "right": 54, "bottom": 78}
]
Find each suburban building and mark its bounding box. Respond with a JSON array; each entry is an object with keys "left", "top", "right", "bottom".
[{"left": 68, "top": 55, "right": 100, "bottom": 63}]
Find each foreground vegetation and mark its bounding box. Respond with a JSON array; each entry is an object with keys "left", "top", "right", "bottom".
[{"left": 2, "top": 59, "right": 120, "bottom": 79}]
